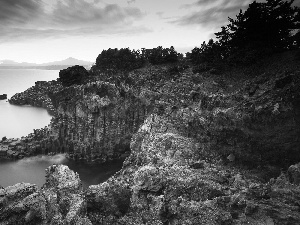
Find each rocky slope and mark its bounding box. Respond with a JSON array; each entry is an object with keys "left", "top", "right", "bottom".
[{"left": 84, "top": 112, "right": 300, "bottom": 224}]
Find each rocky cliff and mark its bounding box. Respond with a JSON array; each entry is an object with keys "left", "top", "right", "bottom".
[
  {"left": 3, "top": 51, "right": 300, "bottom": 224},
  {"left": 48, "top": 81, "right": 150, "bottom": 162},
  {"left": 8, "top": 79, "right": 150, "bottom": 163},
  {"left": 9, "top": 80, "right": 63, "bottom": 115}
]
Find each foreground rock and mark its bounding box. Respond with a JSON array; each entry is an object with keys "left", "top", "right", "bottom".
[{"left": 0, "top": 165, "right": 91, "bottom": 225}]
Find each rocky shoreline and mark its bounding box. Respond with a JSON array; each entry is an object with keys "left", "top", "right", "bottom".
[
  {"left": 8, "top": 80, "right": 63, "bottom": 116},
  {"left": 0, "top": 124, "right": 299, "bottom": 224}
]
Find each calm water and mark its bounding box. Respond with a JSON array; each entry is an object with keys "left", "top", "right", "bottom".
[
  {"left": 0, "top": 155, "right": 123, "bottom": 189},
  {"left": 0, "top": 69, "right": 59, "bottom": 138},
  {"left": 0, "top": 69, "right": 124, "bottom": 189}
]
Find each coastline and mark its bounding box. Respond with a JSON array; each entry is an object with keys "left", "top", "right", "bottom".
[{"left": 8, "top": 80, "right": 62, "bottom": 116}]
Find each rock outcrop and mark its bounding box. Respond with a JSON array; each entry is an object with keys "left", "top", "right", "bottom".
[
  {"left": 0, "top": 165, "right": 91, "bottom": 225},
  {"left": 9, "top": 80, "right": 63, "bottom": 115},
  {"left": 45, "top": 81, "right": 150, "bottom": 163},
  {"left": 0, "top": 94, "right": 7, "bottom": 100}
]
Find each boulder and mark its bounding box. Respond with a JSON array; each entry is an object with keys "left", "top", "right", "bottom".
[
  {"left": 288, "top": 163, "right": 300, "bottom": 185},
  {"left": 0, "top": 94, "right": 7, "bottom": 100}
]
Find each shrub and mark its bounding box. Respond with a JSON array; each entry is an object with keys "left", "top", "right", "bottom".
[{"left": 59, "top": 65, "right": 89, "bottom": 87}]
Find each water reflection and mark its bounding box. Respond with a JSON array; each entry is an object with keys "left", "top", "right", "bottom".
[{"left": 0, "top": 154, "right": 123, "bottom": 189}]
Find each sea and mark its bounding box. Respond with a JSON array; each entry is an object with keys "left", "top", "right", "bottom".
[{"left": 0, "top": 69, "right": 123, "bottom": 188}]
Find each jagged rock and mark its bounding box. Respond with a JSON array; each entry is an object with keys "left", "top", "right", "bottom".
[
  {"left": 0, "top": 165, "right": 91, "bottom": 225},
  {"left": 288, "top": 163, "right": 300, "bottom": 185},
  {"left": 86, "top": 179, "right": 131, "bottom": 222},
  {"left": 44, "top": 164, "right": 82, "bottom": 191}
]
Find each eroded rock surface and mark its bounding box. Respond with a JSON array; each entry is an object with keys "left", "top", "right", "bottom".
[
  {"left": 85, "top": 113, "right": 300, "bottom": 224},
  {"left": 0, "top": 165, "right": 91, "bottom": 225}
]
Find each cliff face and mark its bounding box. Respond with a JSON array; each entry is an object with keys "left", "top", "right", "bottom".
[
  {"left": 48, "top": 81, "right": 150, "bottom": 162},
  {"left": 8, "top": 79, "right": 150, "bottom": 163}
]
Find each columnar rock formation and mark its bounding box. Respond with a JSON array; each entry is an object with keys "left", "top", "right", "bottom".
[
  {"left": 6, "top": 80, "right": 150, "bottom": 163},
  {"left": 47, "top": 81, "right": 150, "bottom": 162}
]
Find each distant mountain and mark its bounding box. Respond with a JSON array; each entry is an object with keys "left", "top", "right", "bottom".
[
  {"left": 41, "top": 57, "right": 93, "bottom": 66},
  {"left": 0, "top": 60, "right": 37, "bottom": 67},
  {"left": 0, "top": 57, "right": 93, "bottom": 68},
  {"left": 0, "top": 60, "right": 19, "bottom": 65}
]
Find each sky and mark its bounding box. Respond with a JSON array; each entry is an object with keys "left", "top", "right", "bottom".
[{"left": 0, "top": 0, "right": 298, "bottom": 64}]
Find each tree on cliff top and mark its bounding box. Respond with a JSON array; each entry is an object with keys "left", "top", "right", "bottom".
[
  {"left": 190, "top": 0, "right": 300, "bottom": 68},
  {"left": 59, "top": 65, "right": 89, "bottom": 87},
  {"left": 215, "top": 0, "right": 300, "bottom": 63},
  {"left": 95, "top": 48, "right": 145, "bottom": 73}
]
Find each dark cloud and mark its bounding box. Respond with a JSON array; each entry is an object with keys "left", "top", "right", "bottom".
[
  {"left": 0, "top": 0, "right": 44, "bottom": 25},
  {"left": 0, "top": 0, "right": 147, "bottom": 43},
  {"left": 174, "top": 0, "right": 252, "bottom": 28}
]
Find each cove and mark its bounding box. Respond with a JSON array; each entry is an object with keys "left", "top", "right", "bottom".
[
  {"left": 0, "top": 69, "right": 59, "bottom": 138},
  {"left": 0, "top": 154, "right": 123, "bottom": 189}
]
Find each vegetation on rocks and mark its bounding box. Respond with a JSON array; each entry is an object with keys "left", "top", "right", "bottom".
[
  {"left": 59, "top": 65, "right": 89, "bottom": 87},
  {"left": 189, "top": 0, "right": 300, "bottom": 70}
]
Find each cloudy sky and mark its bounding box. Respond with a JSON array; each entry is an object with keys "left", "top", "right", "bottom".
[{"left": 0, "top": 0, "right": 297, "bottom": 64}]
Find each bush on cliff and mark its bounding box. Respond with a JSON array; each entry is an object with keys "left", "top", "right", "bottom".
[
  {"left": 59, "top": 65, "right": 89, "bottom": 87},
  {"left": 95, "top": 48, "right": 145, "bottom": 73},
  {"left": 143, "top": 46, "right": 182, "bottom": 65}
]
